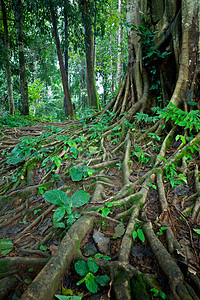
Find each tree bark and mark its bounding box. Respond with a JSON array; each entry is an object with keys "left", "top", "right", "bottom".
[
  {"left": 16, "top": 0, "right": 29, "bottom": 116},
  {"left": 116, "top": 0, "right": 124, "bottom": 87},
  {"left": 49, "top": 0, "right": 73, "bottom": 118},
  {"left": 80, "top": 0, "right": 99, "bottom": 109},
  {"left": 1, "top": 0, "right": 15, "bottom": 115}
]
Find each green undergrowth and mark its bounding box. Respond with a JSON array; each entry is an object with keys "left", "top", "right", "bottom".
[{"left": 0, "top": 112, "right": 56, "bottom": 128}]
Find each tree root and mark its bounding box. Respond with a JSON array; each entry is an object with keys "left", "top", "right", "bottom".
[
  {"left": 21, "top": 215, "right": 94, "bottom": 300},
  {"left": 143, "top": 221, "right": 199, "bottom": 299}
]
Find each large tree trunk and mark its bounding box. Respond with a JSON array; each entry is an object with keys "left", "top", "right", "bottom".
[
  {"left": 1, "top": 0, "right": 15, "bottom": 115},
  {"left": 16, "top": 0, "right": 29, "bottom": 116},
  {"left": 80, "top": 0, "right": 99, "bottom": 109},
  {"left": 116, "top": 0, "right": 124, "bottom": 87},
  {"left": 111, "top": 0, "right": 200, "bottom": 118},
  {"left": 49, "top": 0, "right": 73, "bottom": 118}
]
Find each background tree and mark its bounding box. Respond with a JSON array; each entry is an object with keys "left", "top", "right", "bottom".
[
  {"left": 49, "top": 0, "right": 73, "bottom": 117},
  {"left": 15, "top": 0, "right": 29, "bottom": 115},
  {"left": 1, "top": 0, "right": 15, "bottom": 115}
]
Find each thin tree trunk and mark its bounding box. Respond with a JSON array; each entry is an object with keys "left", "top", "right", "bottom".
[
  {"left": 81, "top": 0, "right": 99, "bottom": 109},
  {"left": 16, "top": 0, "right": 29, "bottom": 116},
  {"left": 49, "top": 0, "right": 73, "bottom": 117},
  {"left": 110, "top": 31, "right": 114, "bottom": 93},
  {"left": 116, "top": 0, "right": 123, "bottom": 87},
  {"left": 63, "top": 2, "right": 72, "bottom": 117},
  {"left": 1, "top": 0, "right": 15, "bottom": 115}
]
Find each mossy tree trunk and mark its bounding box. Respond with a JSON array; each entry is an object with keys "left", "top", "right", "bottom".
[{"left": 110, "top": 0, "right": 200, "bottom": 118}]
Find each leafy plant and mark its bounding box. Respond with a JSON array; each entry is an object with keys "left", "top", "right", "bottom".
[
  {"left": 153, "top": 103, "right": 200, "bottom": 132},
  {"left": 75, "top": 258, "right": 110, "bottom": 294},
  {"left": 43, "top": 189, "right": 90, "bottom": 229},
  {"left": 133, "top": 145, "right": 149, "bottom": 164},
  {"left": 150, "top": 288, "right": 166, "bottom": 299},
  {"left": 70, "top": 165, "right": 95, "bottom": 181},
  {"left": 132, "top": 228, "right": 145, "bottom": 243},
  {"left": 157, "top": 226, "right": 167, "bottom": 236},
  {"left": 97, "top": 202, "right": 120, "bottom": 218},
  {"left": 38, "top": 186, "right": 47, "bottom": 195},
  {"left": 134, "top": 112, "right": 159, "bottom": 124},
  {"left": 0, "top": 238, "right": 13, "bottom": 255},
  {"left": 159, "top": 157, "right": 188, "bottom": 188},
  {"left": 94, "top": 253, "right": 111, "bottom": 261}
]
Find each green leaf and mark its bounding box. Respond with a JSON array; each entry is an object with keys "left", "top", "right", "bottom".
[
  {"left": 70, "top": 190, "right": 90, "bottom": 208},
  {"left": 95, "top": 275, "right": 110, "bottom": 286},
  {"left": 43, "top": 190, "right": 70, "bottom": 206},
  {"left": 39, "top": 245, "right": 48, "bottom": 251},
  {"left": 193, "top": 229, "right": 200, "bottom": 234},
  {"left": 132, "top": 231, "right": 138, "bottom": 240},
  {"left": 70, "top": 146, "right": 78, "bottom": 158},
  {"left": 53, "top": 207, "right": 66, "bottom": 224},
  {"left": 55, "top": 295, "right": 82, "bottom": 300},
  {"left": 70, "top": 166, "right": 83, "bottom": 181},
  {"left": 85, "top": 273, "right": 98, "bottom": 294},
  {"left": 87, "top": 258, "right": 99, "bottom": 273},
  {"left": 54, "top": 222, "right": 65, "bottom": 228},
  {"left": 75, "top": 260, "right": 89, "bottom": 276},
  {"left": 0, "top": 239, "right": 13, "bottom": 255},
  {"left": 178, "top": 174, "right": 187, "bottom": 184},
  {"left": 137, "top": 229, "right": 145, "bottom": 242},
  {"left": 101, "top": 207, "right": 110, "bottom": 218}
]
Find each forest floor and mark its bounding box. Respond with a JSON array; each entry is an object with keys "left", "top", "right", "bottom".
[{"left": 0, "top": 115, "right": 200, "bottom": 300}]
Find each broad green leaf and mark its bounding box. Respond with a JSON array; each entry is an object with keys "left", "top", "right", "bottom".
[
  {"left": 85, "top": 273, "right": 98, "bottom": 294},
  {"left": 43, "top": 190, "right": 70, "bottom": 206},
  {"left": 193, "top": 229, "right": 200, "bottom": 234},
  {"left": 95, "top": 275, "right": 110, "bottom": 286},
  {"left": 70, "top": 166, "right": 83, "bottom": 181},
  {"left": 87, "top": 258, "right": 99, "bottom": 273},
  {"left": 0, "top": 239, "right": 13, "bottom": 255},
  {"left": 137, "top": 229, "right": 145, "bottom": 242},
  {"left": 53, "top": 207, "right": 66, "bottom": 224},
  {"left": 132, "top": 231, "right": 138, "bottom": 240},
  {"left": 70, "top": 190, "right": 90, "bottom": 208},
  {"left": 75, "top": 260, "right": 89, "bottom": 276}
]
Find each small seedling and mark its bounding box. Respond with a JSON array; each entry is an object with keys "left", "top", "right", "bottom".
[
  {"left": 43, "top": 189, "right": 90, "bottom": 229},
  {"left": 132, "top": 228, "right": 145, "bottom": 242},
  {"left": 38, "top": 186, "right": 47, "bottom": 195},
  {"left": 157, "top": 226, "right": 167, "bottom": 236},
  {"left": 34, "top": 209, "right": 42, "bottom": 215},
  {"left": 149, "top": 183, "right": 157, "bottom": 190},
  {"left": 75, "top": 258, "right": 110, "bottom": 294}
]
